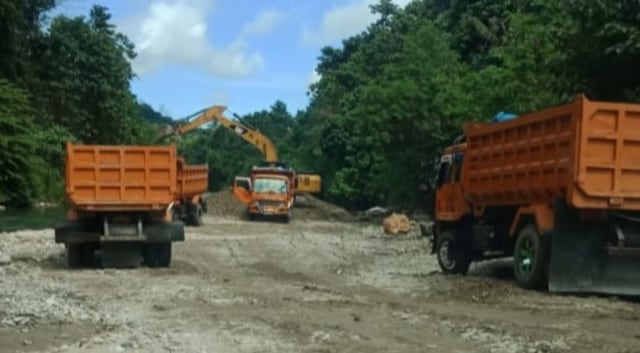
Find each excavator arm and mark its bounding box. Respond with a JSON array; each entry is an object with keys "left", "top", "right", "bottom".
[
  {"left": 155, "top": 104, "right": 322, "bottom": 194},
  {"left": 155, "top": 105, "right": 279, "bottom": 163}
]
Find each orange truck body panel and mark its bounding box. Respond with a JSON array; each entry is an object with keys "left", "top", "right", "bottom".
[
  {"left": 461, "top": 94, "right": 640, "bottom": 212},
  {"left": 177, "top": 158, "right": 209, "bottom": 200},
  {"left": 65, "top": 142, "right": 178, "bottom": 211},
  {"left": 64, "top": 142, "right": 208, "bottom": 211}
]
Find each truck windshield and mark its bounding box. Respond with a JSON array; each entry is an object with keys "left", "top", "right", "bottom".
[{"left": 254, "top": 177, "right": 288, "bottom": 193}]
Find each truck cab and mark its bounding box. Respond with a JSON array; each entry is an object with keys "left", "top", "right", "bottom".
[{"left": 233, "top": 165, "right": 295, "bottom": 222}]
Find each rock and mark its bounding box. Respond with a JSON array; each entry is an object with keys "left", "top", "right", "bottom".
[
  {"left": 382, "top": 213, "right": 411, "bottom": 235},
  {"left": 0, "top": 205, "right": 5, "bottom": 211},
  {"left": 0, "top": 253, "right": 11, "bottom": 266},
  {"left": 365, "top": 206, "right": 387, "bottom": 218}
]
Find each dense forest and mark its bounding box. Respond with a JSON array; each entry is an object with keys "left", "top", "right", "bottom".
[
  {"left": 0, "top": 1, "right": 171, "bottom": 207},
  {"left": 2, "top": 0, "right": 640, "bottom": 211}
]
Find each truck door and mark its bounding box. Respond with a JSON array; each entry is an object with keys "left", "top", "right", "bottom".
[
  {"left": 232, "top": 176, "right": 253, "bottom": 205},
  {"left": 435, "top": 151, "right": 466, "bottom": 221}
]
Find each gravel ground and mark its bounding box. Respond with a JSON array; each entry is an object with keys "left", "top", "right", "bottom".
[{"left": 1, "top": 216, "right": 640, "bottom": 353}]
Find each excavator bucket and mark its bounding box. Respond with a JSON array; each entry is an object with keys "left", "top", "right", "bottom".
[
  {"left": 152, "top": 124, "right": 175, "bottom": 143},
  {"left": 548, "top": 200, "right": 640, "bottom": 296},
  {"left": 232, "top": 176, "right": 252, "bottom": 205}
]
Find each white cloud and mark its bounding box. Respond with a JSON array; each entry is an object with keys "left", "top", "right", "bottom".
[
  {"left": 308, "top": 69, "right": 321, "bottom": 86},
  {"left": 240, "top": 9, "right": 282, "bottom": 37},
  {"left": 301, "top": 0, "right": 411, "bottom": 46},
  {"left": 123, "top": 1, "right": 282, "bottom": 78}
]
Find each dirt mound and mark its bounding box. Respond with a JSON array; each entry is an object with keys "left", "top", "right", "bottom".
[
  {"left": 204, "top": 190, "right": 247, "bottom": 218},
  {"left": 293, "top": 194, "right": 356, "bottom": 222},
  {"left": 203, "top": 190, "right": 356, "bottom": 222}
]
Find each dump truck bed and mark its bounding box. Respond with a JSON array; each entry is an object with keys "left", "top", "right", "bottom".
[
  {"left": 65, "top": 142, "right": 178, "bottom": 210},
  {"left": 177, "top": 158, "right": 208, "bottom": 198},
  {"left": 463, "top": 95, "right": 640, "bottom": 210}
]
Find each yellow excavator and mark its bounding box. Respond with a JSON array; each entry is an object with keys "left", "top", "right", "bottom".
[{"left": 154, "top": 105, "right": 321, "bottom": 222}]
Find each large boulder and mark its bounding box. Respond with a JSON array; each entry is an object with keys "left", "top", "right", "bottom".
[{"left": 383, "top": 213, "right": 411, "bottom": 235}]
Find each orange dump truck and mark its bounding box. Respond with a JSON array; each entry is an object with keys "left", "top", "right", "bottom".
[
  {"left": 54, "top": 142, "right": 208, "bottom": 268},
  {"left": 233, "top": 163, "right": 296, "bottom": 222},
  {"left": 432, "top": 94, "right": 640, "bottom": 295}
]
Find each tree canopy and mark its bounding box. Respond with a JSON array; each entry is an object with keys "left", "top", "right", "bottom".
[{"left": 0, "top": 1, "right": 166, "bottom": 207}]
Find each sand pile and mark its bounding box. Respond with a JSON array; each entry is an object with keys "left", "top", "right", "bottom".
[
  {"left": 204, "top": 190, "right": 356, "bottom": 222},
  {"left": 204, "top": 190, "right": 247, "bottom": 218}
]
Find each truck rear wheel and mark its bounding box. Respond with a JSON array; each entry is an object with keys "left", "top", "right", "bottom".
[
  {"left": 188, "top": 204, "right": 203, "bottom": 226},
  {"left": 66, "top": 244, "right": 83, "bottom": 268},
  {"left": 436, "top": 230, "right": 471, "bottom": 275},
  {"left": 157, "top": 243, "right": 172, "bottom": 267},
  {"left": 142, "top": 243, "right": 159, "bottom": 268},
  {"left": 514, "top": 225, "right": 550, "bottom": 289},
  {"left": 143, "top": 242, "right": 172, "bottom": 267}
]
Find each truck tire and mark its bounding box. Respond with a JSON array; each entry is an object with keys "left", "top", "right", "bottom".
[
  {"left": 142, "top": 243, "right": 159, "bottom": 268},
  {"left": 188, "top": 204, "right": 203, "bottom": 226},
  {"left": 436, "top": 230, "right": 471, "bottom": 275},
  {"left": 81, "top": 243, "right": 96, "bottom": 267},
  {"left": 66, "top": 244, "right": 83, "bottom": 268},
  {"left": 157, "top": 242, "right": 172, "bottom": 267},
  {"left": 514, "top": 225, "right": 550, "bottom": 289}
]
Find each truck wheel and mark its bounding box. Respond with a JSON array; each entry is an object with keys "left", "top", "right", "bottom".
[
  {"left": 514, "top": 225, "right": 550, "bottom": 289},
  {"left": 66, "top": 244, "right": 83, "bottom": 268},
  {"left": 142, "top": 243, "right": 158, "bottom": 268},
  {"left": 436, "top": 231, "right": 471, "bottom": 275},
  {"left": 81, "top": 244, "right": 96, "bottom": 267},
  {"left": 171, "top": 207, "right": 180, "bottom": 222},
  {"left": 188, "top": 204, "right": 203, "bottom": 226},
  {"left": 157, "top": 242, "right": 172, "bottom": 267}
]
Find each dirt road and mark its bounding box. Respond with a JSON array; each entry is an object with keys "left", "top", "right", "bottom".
[{"left": 2, "top": 215, "right": 640, "bottom": 353}]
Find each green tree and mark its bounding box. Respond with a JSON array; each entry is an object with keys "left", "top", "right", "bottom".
[
  {"left": 39, "top": 5, "right": 143, "bottom": 144},
  {"left": 0, "top": 79, "right": 38, "bottom": 206}
]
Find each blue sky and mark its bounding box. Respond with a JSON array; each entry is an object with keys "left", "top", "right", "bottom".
[{"left": 54, "top": 0, "right": 410, "bottom": 119}]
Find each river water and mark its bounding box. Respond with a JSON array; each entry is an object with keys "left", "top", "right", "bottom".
[{"left": 0, "top": 206, "right": 66, "bottom": 233}]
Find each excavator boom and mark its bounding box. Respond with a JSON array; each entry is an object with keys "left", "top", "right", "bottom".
[
  {"left": 154, "top": 104, "right": 322, "bottom": 199},
  {"left": 155, "top": 105, "right": 278, "bottom": 163}
]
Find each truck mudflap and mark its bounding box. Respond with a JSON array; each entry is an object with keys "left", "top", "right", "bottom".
[
  {"left": 54, "top": 221, "right": 185, "bottom": 244},
  {"left": 548, "top": 200, "right": 640, "bottom": 296}
]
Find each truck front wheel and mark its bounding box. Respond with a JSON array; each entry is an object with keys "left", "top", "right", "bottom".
[
  {"left": 514, "top": 225, "right": 549, "bottom": 289},
  {"left": 436, "top": 231, "right": 471, "bottom": 275}
]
